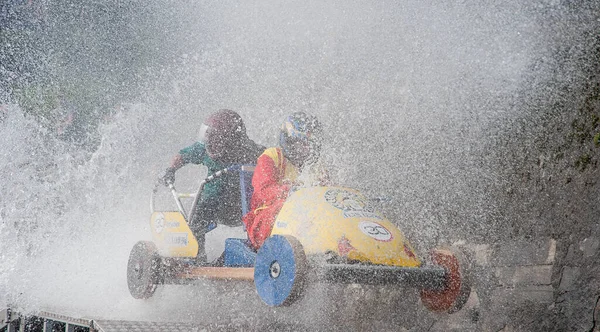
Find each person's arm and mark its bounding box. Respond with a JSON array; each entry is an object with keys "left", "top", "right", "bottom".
[
  {"left": 160, "top": 142, "right": 205, "bottom": 186},
  {"left": 169, "top": 154, "right": 186, "bottom": 170},
  {"left": 159, "top": 154, "right": 184, "bottom": 186}
]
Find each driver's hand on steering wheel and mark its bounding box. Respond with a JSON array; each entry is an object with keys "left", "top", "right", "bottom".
[{"left": 159, "top": 168, "right": 176, "bottom": 187}]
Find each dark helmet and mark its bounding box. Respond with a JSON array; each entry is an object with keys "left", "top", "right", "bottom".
[
  {"left": 199, "top": 109, "right": 248, "bottom": 162},
  {"left": 279, "top": 112, "right": 321, "bottom": 167}
]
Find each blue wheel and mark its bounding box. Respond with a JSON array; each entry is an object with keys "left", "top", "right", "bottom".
[{"left": 254, "top": 235, "right": 308, "bottom": 306}]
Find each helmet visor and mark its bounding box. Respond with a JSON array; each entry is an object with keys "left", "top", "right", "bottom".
[
  {"left": 285, "top": 136, "right": 311, "bottom": 162},
  {"left": 197, "top": 123, "right": 211, "bottom": 142}
]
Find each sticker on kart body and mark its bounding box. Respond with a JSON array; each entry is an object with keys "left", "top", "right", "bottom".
[
  {"left": 342, "top": 210, "right": 383, "bottom": 220},
  {"left": 154, "top": 214, "right": 165, "bottom": 233},
  {"left": 166, "top": 221, "right": 180, "bottom": 228},
  {"left": 359, "top": 221, "right": 393, "bottom": 242},
  {"left": 324, "top": 189, "right": 382, "bottom": 219},
  {"left": 164, "top": 232, "right": 189, "bottom": 246}
]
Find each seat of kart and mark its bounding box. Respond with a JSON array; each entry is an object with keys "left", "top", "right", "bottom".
[
  {"left": 224, "top": 238, "right": 257, "bottom": 267},
  {"left": 224, "top": 165, "right": 257, "bottom": 267}
]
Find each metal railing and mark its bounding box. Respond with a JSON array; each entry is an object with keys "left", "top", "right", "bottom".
[{"left": 1, "top": 308, "right": 94, "bottom": 332}]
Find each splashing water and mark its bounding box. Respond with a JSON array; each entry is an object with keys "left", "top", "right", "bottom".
[
  {"left": 0, "top": 105, "right": 175, "bottom": 315},
  {"left": 0, "top": 0, "right": 597, "bottom": 328}
]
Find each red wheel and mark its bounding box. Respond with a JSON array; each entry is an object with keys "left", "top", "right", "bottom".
[{"left": 420, "top": 247, "right": 472, "bottom": 313}]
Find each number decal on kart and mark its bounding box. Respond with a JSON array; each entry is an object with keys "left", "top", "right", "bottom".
[
  {"left": 359, "top": 221, "right": 393, "bottom": 242},
  {"left": 324, "top": 189, "right": 383, "bottom": 219},
  {"left": 325, "top": 189, "right": 371, "bottom": 211},
  {"left": 154, "top": 214, "right": 165, "bottom": 234},
  {"left": 164, "top": 232, "right": 189, "bottom": 246}
]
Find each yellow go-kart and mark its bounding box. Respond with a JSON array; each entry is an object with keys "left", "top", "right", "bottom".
[{"left": 127, "top": 165, "right": 471, "bottom": 313}]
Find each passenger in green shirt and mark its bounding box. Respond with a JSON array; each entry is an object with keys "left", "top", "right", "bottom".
[{"left": 160, "top": 109, "right": 265, "bottom": 261}]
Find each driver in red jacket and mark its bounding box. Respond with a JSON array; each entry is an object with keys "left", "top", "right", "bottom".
[{"left": 243, "top": 112, "right": 323, "bottom": 249}]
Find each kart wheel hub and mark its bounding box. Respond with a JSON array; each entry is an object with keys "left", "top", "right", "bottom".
[
  {"left": 269, "top": 261, "right": 281, "bottom": 279},
  {"left": 133, "top": 262, "right": 143, "bottom": 279}
]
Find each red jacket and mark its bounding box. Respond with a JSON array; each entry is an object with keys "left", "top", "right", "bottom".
[{"left": 242, "top": 147, "right": 299, "bottom": 249}]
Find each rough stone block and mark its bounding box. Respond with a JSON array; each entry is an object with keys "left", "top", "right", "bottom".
[
  {"left": 470, "top": 244, "right": 491, "bottom": 266},
  {"left": 450, "top": 242, "right": 491, "bottom": 267},
  {"left": 559, "top": 266, "right": 581, "bottom": 292},
  {"left": 594, "top": 300, "right": 600, "bottom": 332},
  {"left": 546, "top": 238, "right": 556, "bottom": 264},
  {"left": 489, "top": 238, "right": 556, "bottom": 266},
  {"left": 494, "top": 267, "right": 516, "bottom": 287},
  {"left": 491, "top": 285, "right": 554, "bottom": 305},
  {"left": 580, "top": 237, "right": 600, "bottom": 257},
  {"left": 429, "top": 294, "right": 480, "bottom": 331},
  {"left": 494, "top": 266, "right": 553, "bottom": 288},
  {"left": 513, "top": 265, "right": 553, "bottom": 286},
  {"left": 516, "top": 285, "right": 555, "bottom": 303}
]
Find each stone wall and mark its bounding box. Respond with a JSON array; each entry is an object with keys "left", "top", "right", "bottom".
[{"left": 424, "top": 237, "right": 599, "bottom": 332}]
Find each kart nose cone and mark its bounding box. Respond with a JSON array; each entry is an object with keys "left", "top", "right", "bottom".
[{"left": 338, "top": 236, "right": 356, "bottom": 257}]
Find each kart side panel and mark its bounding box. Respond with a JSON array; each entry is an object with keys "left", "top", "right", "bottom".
[
  {"left": 150, "top": 212, "right": 199, "bottom": 257},
  {"left": 271, "top": 186, "right": 421, "bottom": 267}
]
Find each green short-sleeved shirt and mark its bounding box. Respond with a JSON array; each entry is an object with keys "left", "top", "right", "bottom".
[
  {"left": 179, "top": 142, "right": 224, "bottom": 199},
  {"left": 178, "top": 139, "right": 265, "bottom": 225}
]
